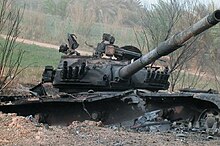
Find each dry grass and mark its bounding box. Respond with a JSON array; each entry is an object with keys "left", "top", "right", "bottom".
[{"left": 17, "top": 67, "right": 44, "bottom": 85}]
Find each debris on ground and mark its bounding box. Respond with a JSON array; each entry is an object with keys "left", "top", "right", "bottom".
[
  {"left": 1, "top": 112, "right": 220, "bottom": 146},
  {"left": 131, "top": 110, "right": 220, "bottom": 138}
]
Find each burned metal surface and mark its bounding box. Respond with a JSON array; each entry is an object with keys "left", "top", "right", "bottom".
[
  {"left": 131, "top": 109, "right": 220, "bottom": 137},
  {"left": 193, "top": 93, "right": 220, "bottom": 109},
  {"left": 1, "top": 10, "right": 220, "bottom": 135},
  {"left": 131, "top": 110, "right": 171, "bottom": 132},
  {"left": 0, "top": 90, "right": 145, "bottom": 125}
]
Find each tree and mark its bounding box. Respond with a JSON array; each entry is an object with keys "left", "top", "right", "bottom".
[
  {"left": 85, "top": 0, "right": 120, "bottom": 23},
  {"left": 43, "top": 0, "right": 71, "bottom": 17},
  {"left": 140, "top": 0, "right": 209, "bottom": 91},
  {"left": 0, "top": 0, "right": 25, "bottom": 92},
  {"left": 116, "top": 0, "right": 143, "bottom": 26}
]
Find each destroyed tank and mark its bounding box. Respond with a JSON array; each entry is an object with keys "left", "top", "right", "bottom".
[{"left": 1, "top": 10, "right": 220, "bottom": 127}]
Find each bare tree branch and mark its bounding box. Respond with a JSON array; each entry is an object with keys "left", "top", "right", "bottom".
[{"left": 0, "top": 0, "right": 25, "bottom": 91}]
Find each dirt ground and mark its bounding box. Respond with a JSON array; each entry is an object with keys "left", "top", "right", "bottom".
[{"left": 0, "top": 112, "right": 220, "bottom": 146}]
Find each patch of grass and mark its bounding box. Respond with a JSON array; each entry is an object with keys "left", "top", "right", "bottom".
[
  {"left": 0, "top": 39, "right": 62, "bottom": 67},
  {"left": 0, "top": 39, "right": 61, "bottom": 84}
]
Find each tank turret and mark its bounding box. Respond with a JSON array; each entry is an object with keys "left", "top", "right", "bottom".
[{"left": 42, "top": 10, "right": 220, "bottom": 93}]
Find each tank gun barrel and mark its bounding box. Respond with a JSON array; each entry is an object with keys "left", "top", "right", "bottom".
[{"left": 119, "top": 10, "right": 220, "bottom": 79}]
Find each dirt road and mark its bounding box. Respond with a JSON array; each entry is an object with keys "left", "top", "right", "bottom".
[{"left": 0, "top": 35, "right": 93, "bottom": 56}]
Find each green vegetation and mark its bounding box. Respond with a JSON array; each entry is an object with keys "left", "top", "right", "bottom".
[
  {"left": 15, "top": 0, "right": 143, "bottom": 48},
  {"left": 20, "top": 43, "right": 61, "bottom": 67},
  {"left": 0, "top": 39, "right": 61, "bottom": 67},
  {"left": 0, "top": 38, "right": 61, "bottom": 84},
  {"left": 43, "top": 0, "right": 71, "bottom": 17}
]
